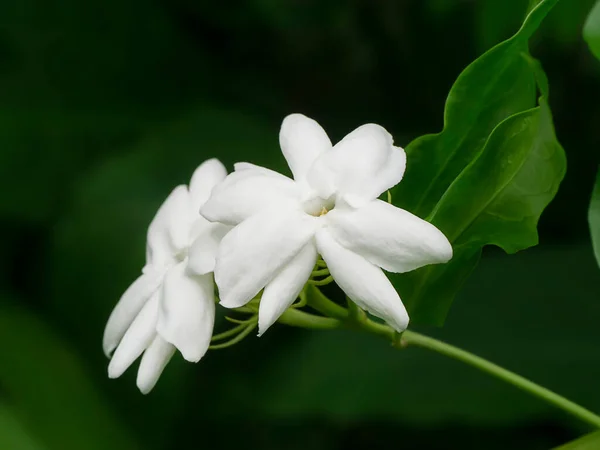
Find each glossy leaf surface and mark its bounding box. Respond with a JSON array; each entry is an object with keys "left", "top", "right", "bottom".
[
  {"left": 390, "top": 0, "right": 565, "bottom": 324},
  {"left": 396, "top": 97, "right": 565, "bottom": 324}
]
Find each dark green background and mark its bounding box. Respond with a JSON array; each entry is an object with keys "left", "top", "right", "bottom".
[{"left": 1, "top": 1, "right": 599, "bottom": 449}]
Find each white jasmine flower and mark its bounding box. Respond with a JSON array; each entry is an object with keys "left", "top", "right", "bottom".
[
  {"left": 103, "top": 159, "right": 229, "bottom": 394},
  {"left": 201, "top": 114, "right": 452, "bottom": 335}
]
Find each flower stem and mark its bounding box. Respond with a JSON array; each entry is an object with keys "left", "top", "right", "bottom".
[
  {"left": 278, "top": 308, "right": 341, "bottom": 330},
  {"left": 308, "top": 276, "right": 334, "bottom": 286},
  {"left": 400, "top": 330, "right": 600, "bottom": 429},
  {"left": 311, "top": 268, "right": 330, "bottom": 277},
  {"left": 302, "top": 286, "right": 600, "bottom": 428},
  {"left": 211, "top": 322, "right": 248, "bottom": 342},
  {"left": 304, "top": 285, "right": 348, "bottom": 319},
  {"left": 315, "top": 259, "right": 328, "bottom": 268},
  {"left": 209, "top": 321, "right": 257, "bottom": 350}
]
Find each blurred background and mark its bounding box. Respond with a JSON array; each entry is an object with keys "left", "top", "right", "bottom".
[{"left": 1, "top": 0, "right": 599, "bottom": 449}]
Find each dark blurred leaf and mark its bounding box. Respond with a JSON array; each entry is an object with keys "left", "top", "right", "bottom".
[
  {"left": 0, "top": 0, "right": 213, "bottom": 224},
  {"left": 545, "top": 0, "right": 597, "bottom": 48},
  {"left": 555, "top": 431, "right": 600, "bottom": 449},
  {"left": 589, "top": 167, "right": 600, "bottom": 268},
  {"left": 222, "top": 244, "right": 600, "bottom": 426},
  {"left": 0, "top": 110, "right": 145, "bottom": 222},
  {"left": 0, "top": 0, "right": 206, "bottom": 108},
  {"left": 396, "top": 95, "right": 566, "bottom": 324},
  {"left": 584, "top": 0, "right": 600, "bottom": 60},
  {"left": 0, "top": 294, "right": 139, "bottom": 450},
  {"left": 0, "top": 401, "right": 47, "bottom": 450},
  {"left": 476, "top": 0, "right": 525, "bottom": 51},
  {"left": 426, "top": 0, "right": 460, "bottom": 16},
  {"left": 393, "top": 0, "right": 558, "bottom": 219}
]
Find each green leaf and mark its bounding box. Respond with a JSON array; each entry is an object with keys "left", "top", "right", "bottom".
[
  {"left": 395, "top": 95, "right": 566, "bottom": 324},
  {"left": 584, "top": 0, "right": 600, "bottom": 60},
  {"left": 0, "top": 294, "right": 139, "bottom": 450},
  {"left": 589, "top": 168, "right": 600, "bottom": 268},
  {"left": 0, "top": 401, "right": 48, "bottom": 450},
  {"left": 389, "top": 0, "right": 563, "bottom": 325},
  {"left": 393, "top": 0, "right": 558, "bottom": 219},
  {"left": 554, "top": 431, "right": 600, "bottom": 450}
]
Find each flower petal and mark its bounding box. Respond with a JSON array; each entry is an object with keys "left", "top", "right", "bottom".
[
  {"left": 189, "top": 158, "right": 228, "bottom": 210},
  {"left": 147, "top": 185, "right": 192, "bottom": 267},
  {"left": 307, "top": 124, "right": 406, "bottom": 207},
  {"left": 316, "top": 228, "right": 409, "bottom": 332},
  {"left": 164, "top": 187, "right": 194, "bottom": 252},
  {"left": 103, "top": 271, "right": 162, "bottom": 357},
  {"left": 157, "top": 261, "right": 215, "bottom": 362},
  {"left": 279, "top": 114, "right": 332, "bottom": 181},
  {"left": 326, "top": 200, "right": 452, "bottom": 273},
  {"left": 136, "top": 335, "right": 176, "bottom": 394},
  {"left": 258, "top": 241, "right": 317, "bottom": 336},
  {"left": 215, "top": 206, "right": 319, "bottom": 308},
  {"left": 200, "top": 168, "right": 298, "bottom": 226},
  {"left": 108, "top": 292, "right": 159, "bottom": 379},
  {"left": 187, "top": 222, "right": 232, "bottom": 275},
  {"left": 233, "top": 162, "right": 284, "bottom": 176}
]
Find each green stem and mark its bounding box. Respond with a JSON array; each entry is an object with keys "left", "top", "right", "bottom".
[
  {"left": 278, "top": 308, "right": 341, "bottom": 330},
  {"left": 304, "top": 285, "right": 348, "bottom": 320},
  {"left": 211, "top": 322, "right": 247, "bottom": 342},
  {"left": 311, "top": 268, "right": 330, "bottom": 277},
  {"left": 346, "top": 295, "right": 366, "bottom": 322},
  {"left": 357, "top": 317, "right": 395, "bottom": 340},
  {"left": 401, "top": 330, "right": 600, "bottom": 429},
  {"left": 209, "top": 321, "right": 257, "bottom": 350},
  {"left": 301, "top": 285, "right": 600, "bottom": 429},
  {"left": 225, "top": 316, "right": 256, "bottom": 325},
  {"left": 308, "top": 276, "right": 334, "bottom": 286}
]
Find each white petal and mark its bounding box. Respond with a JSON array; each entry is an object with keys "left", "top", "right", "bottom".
[
  {"left": 164, "top": 187, "right": 194, "bottom": 252},
  {"left": 187, "top": 223, "right": 232, "bottom": 275},
  {"left": 189, "top": 158, "right": 228, "bottom": 210},
  {"left": 234, "top": 162, "right": 259, "bottom": 171},
  {"left": 307, "top": 124, "right": 406, "bottom": 207},
  {"left": 157, "top": 261, "right": 215, "bottom": 362},
  {"left": 188, "top": 214, "right": 213, "bottom": 242},
  {"left": 200, "top": 168, "right": 298, "bottom": 226},
  {"left": 103, "top": 271, "right": 162, "bottom": 357},
  {"left": 136, "top": 335, "right": 176, "bottom": 394},
  {"left": 279, "top": 114, "right": 332, "bottom": 181},
  {"left": 316, "top": 229, "right": 409, "bottom": 332},
  {"left": 215, "top": 206, "right": 319, "bottom": 308},
  {"left": 344, "top": 146, "right": 406, "bottom": 208},
  {"left": 108, "top": 292, "right": 159, "bottom": 379},
  {"left": 326, "top": 200, "right": 452, "bottom": 273},
  {"left": 258, "top": 241, "right": 317, "bottom": 336},
  {"left": 147, "top": 185, "right": 192, "bottom": 267},
  {"left": 233, "top": 162, "right": 284, "bottom": 176}
]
